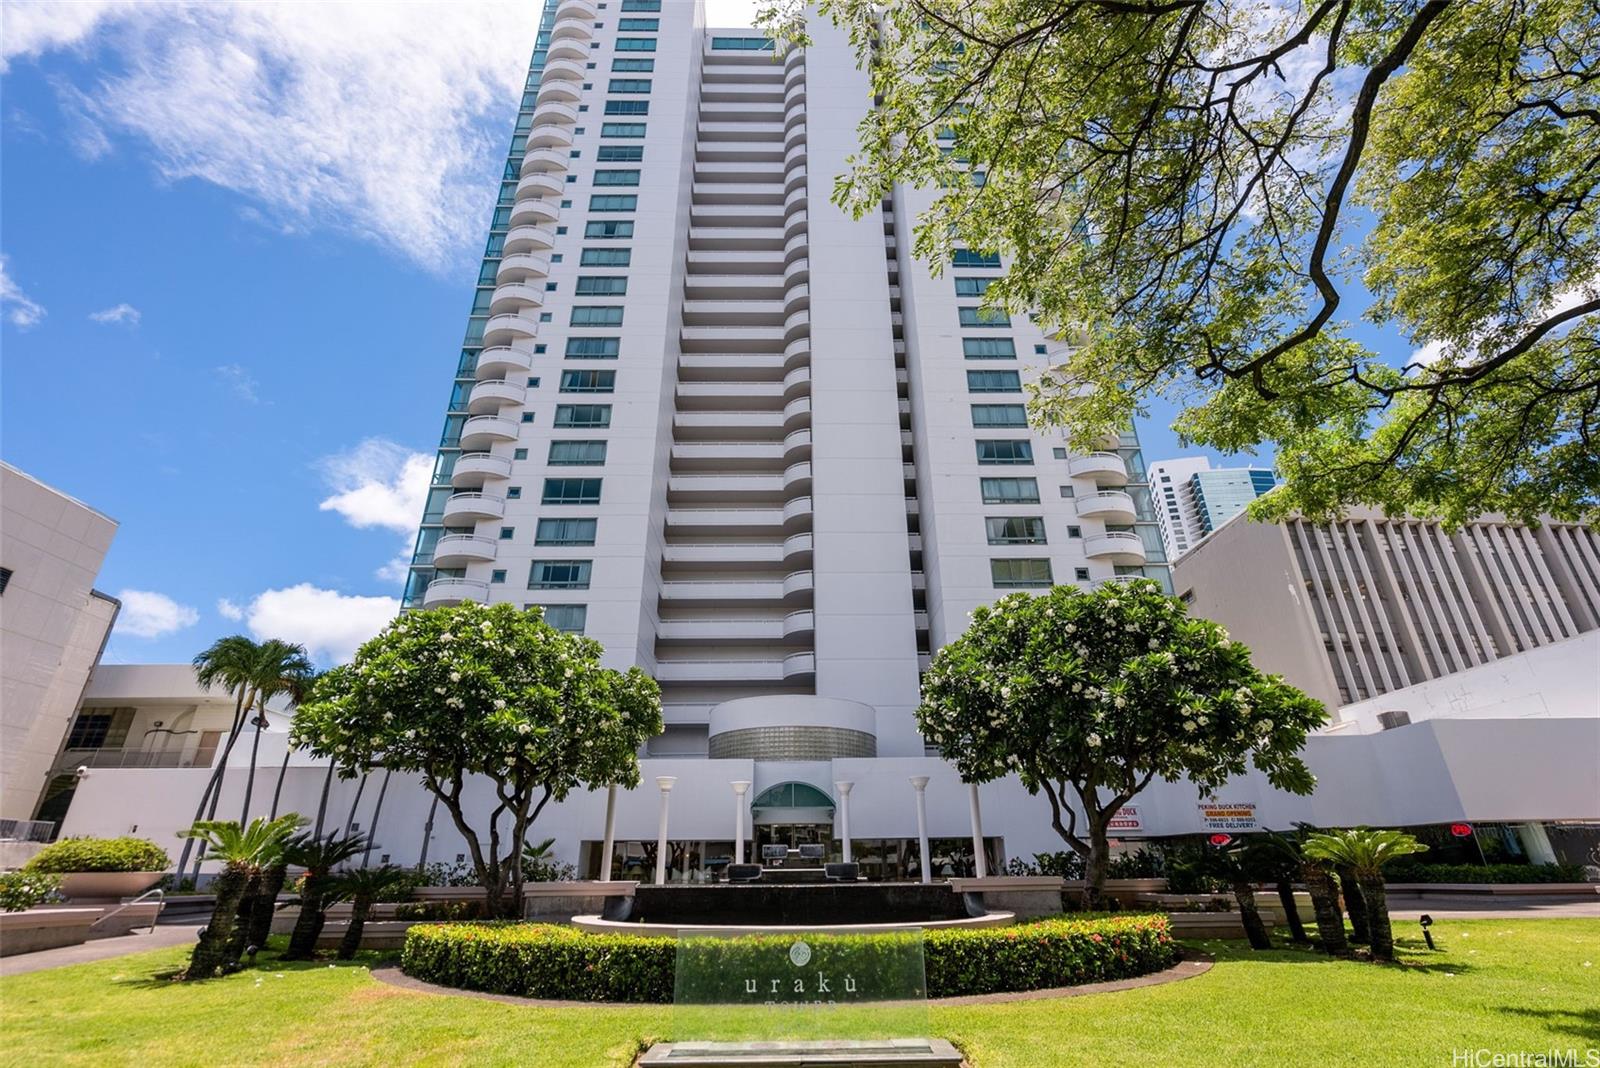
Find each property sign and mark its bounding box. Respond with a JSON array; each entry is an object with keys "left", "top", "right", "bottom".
[
  {"left": 1197, "top": 800, "right": 1258, "bottom": 832},
  {"left": 1108, "top": 805, "right": 1143, "bottom": 832}
]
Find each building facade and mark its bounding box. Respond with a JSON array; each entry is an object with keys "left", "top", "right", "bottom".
[
  {"left": 1148, "top": 457, "right": 1276, "bottom": 560},
  {"left": 1173, "top": 507, "right": 1600, "bottom": 710},
  {"left": 0, "top": 462, "right": 119, "bottom": 825}
]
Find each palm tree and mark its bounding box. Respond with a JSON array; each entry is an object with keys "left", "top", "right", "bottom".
[
  {"left": 1304, "top": 828, "right": 1429, "bottom": 962},
  {"left": 238, "top": 640, "right": 315, "bottom": 823},
  {"left": 1285, "top": 824, "right": 1351, "bottom": 956},
  {"left": 281, "top": 831, "right": 368, "bottom": 960},
  {"left": 1243, "top": 830, "right": 1311, "bottom": 945},
  {"left": 269, "top": 670, "right": 322, "bottom": 820},
  {"left": 175, "top": 637, "right": 263, "bottom": 882},
  {"left": 177, "top": 814, "right": 301, "bottom": 979},
  {"left": 1213, "top": 841, "right": 1272, "bottom": 950},
  {"left": 331, "top": 865, "right": 407, "bottom": 960},
  {"left": 1336, "top": 864, "right": 1371, "bottom": 944}
]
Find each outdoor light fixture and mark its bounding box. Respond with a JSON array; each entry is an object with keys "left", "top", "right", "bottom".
[{"left": 1419, "top": 913, "right": 1435, "bottom": 950}]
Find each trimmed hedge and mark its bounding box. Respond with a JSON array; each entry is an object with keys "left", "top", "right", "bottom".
[
  {"left": 1386, "top": 862, "right": 1587, "bottom": 884},
  {"left": 24, "top": 836, "right": 170, "bottom": 874},
  {"left": 400, "top": 913, "right": 1177, "bottom": 1002}
]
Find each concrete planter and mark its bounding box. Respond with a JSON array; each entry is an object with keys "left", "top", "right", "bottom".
[
  {"left": 1165, "top": 911, "right": 1275, "bottom": 940},
  {"left": 58, "top": 871, "right": 165, "bottom": 902},
  {"left": 948, "top": 876, "right": 1064, "bottom": 919},
  {"left": 0, "top": 907, "right": 100, "bottom": 956},
  {"left": 1061, "top": 877, "right": 1167, "bottom": 906}
]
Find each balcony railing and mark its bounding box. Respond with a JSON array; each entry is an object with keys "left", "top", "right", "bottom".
[
  {"left": 55, "top": 747, "right": 209, "bottom": 770},
  {"left": 0, "top": 818, "right": 56, "bottom": 842}
]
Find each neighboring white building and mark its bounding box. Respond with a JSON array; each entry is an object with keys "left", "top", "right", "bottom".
[
  {"left": 1148, "top": 457, "right": 1276, "bottom": 560},
  {"left": 0, "top": 462, "right": 119, "bottom": 824},
  {"left": 52, "top": 4, "right": 1600, "bottom": 874}
]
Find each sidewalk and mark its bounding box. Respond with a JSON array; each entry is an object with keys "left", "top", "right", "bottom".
[{"left": 0, "top": 923, "right": 200, "bottom": 978}]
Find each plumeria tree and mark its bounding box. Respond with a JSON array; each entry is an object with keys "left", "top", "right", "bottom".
[
  {"left": 917, "top": 580, "right": 1326, "bottom": 906},
  {"left": 292, "top": 602, "right": 662, "bottom": 918}
]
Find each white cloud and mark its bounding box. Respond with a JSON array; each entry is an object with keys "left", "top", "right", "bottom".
[
  {"left": 89, "top": 302, "right": 141, "bottom": 326},
  {"left": 318, "top": 439, "right": 431, "bottom": 536},
  {"left": 1, "top": 255, "right": 46, "bottom": 328},
  {"left": 115, "top": 588, "right": 200, "bottom": 638},
  {"left": 2, "top": 2, "right": 539, "bottom": 271},
  {"left": 214, "top": 363, "right": 260, "bottom": 403},
  {"left": 216, "top": 598, "right": 244, "bottom": 621},
  {"left": 241, "top": 583, "right": 396, "bottom": 664}
]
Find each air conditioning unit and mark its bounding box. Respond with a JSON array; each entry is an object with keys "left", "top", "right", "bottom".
[{"left": 1377, "top": 710, "right": 1412, "bottom": 730}]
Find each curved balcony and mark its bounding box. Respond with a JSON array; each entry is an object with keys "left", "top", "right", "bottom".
[
  {"left": 451, "top": 452, "right": 512, "bottom": 487},
  {"left": 1083, "top": 531, "right": 1148, "bottom": 565},
  {"left": 468, "top": 379, "right": 526, "bottom": 413},
  {"left": 527, "top": 122, "right": 575, "bottom": 150},
  {"left": 1074, "top": 490, "right": 1137, "bottom": 523},
  {"left": 555, "top": 0, "right": 599, "bottom": 21},
  {"left": 782, "top": 396, "right": 811, "bottom": 430},
  {"left": 782, "top": 531, "right": 814, "bottom": 565},
  {"left": 483, "top": 313, "right": 539, "bottom": 346},
  {"left": 459, "top": 415, "right": 520, "bottom": 449},
  {"left": 541, "top": 57, "right": 585, "bottom": 81},
  {"left": 783, "top": 211, "right": 808, "bottom": 242},
  {"left": 496, "top": 253, "right": 552, "bottom": 284},
  {"left": 783, "top": 232, "right": 809, "bottom": 263},
  {"left": 532, "top": 100, "right": 579, "bottom": 127},
  {"left": 783, "top": 651, "right": 817, "bottom": 680},
  {"left": 503, "top": 225, "right": 556, "bottom": 254},
  {"left": 520, "top": 148, "right": 570, "bottom": 176},
  {"left": 783, "top": 609, "right": 815, "bottom": 638},
  {"left": 783, "top": 427, "right": 812, "bottom": 460},
  {"left": 549, "top": 15, "right": 593, "bottom": 41},
  {"left": 516, "top": 171, "right": 564, "bottom": 198},
  {"left": 422, "top": 578, "right": 490, "bottom": 608},
  {"left": 782, "top": 364, "right": 811, "bottom": 401},
  {"left": 782, "top": 495, "right": 813, "bottom": 531},
  {"left": 432, "top": 534, "right": 498, "bottom": 567},
  {"left": 783, "top": 570, "right": 814, "bottom": 599},
  {"left": 535, "top": 78, "right": 580, "bottom": 106},
  {"left": 783, "top": 336, "right": 811, "bottom": 371},
  {"left": 784, "top": 256, "right": 810, "bottom": 288},
  {"left": 476, "top": 346, "right": 534, "bottom": 380},
  {"left": 489, "top": 282, "right": 544, "bottom": 315},
  {"left": 508, "top": 198, "right": 559, "bottom": 228},
  {"left": 783, "top": 461, "right": 812, "bottom": 494},
  {"left": 546, "top": 36, "right": 589, "bottom": 64},
  {"left": 1068, "top": 451, "right": 1130, "bottom": 487},
  {"left": 442, "top": 491, "right": 505, "bottom": 523}
]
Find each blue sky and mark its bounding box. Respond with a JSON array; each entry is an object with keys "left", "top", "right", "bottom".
[{"left": 1, "top": 0, "right": 1366, "bottom": 668}]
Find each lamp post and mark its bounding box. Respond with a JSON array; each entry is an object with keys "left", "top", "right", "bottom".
[
  {"left": 834, "top": 781, "right": 854, "bottom": 863},
  {"left": 731, "top": 780, "right": 751, "bottom": 865},
  {"left": 909, "top": 776, "right": 931, "bottom": 884},
  {"left": 966, "top": 782, "right": 988, "bottom": 878},
  {"left": 654, "top": 776, "right": 677, "bottom": 885},
  {"left": 598, "top": 784, "right": 618, "bottom": 882}
]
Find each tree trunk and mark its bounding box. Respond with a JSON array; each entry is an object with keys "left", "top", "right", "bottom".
[
  {"left": 284, "top": 876, "right": 329, "bottom": 960},
  {"left": 1338, "top": 866, "right": 1370, "bottom": 944},
  {"left": 312, "top": 762, "right": 336, "bottom": 837},
  {"left": 239, "top": 713, "right": 265, "bottom": 823},
  {"left": 246, "top": 862, "right": 289, "bottom": 952},
  {"left": 1276, "top": 879, "right": 1309, "bottom": 944},
  {"left": 1361, "top": 875, "right": 1395, "bottom": 962},
  {"left": 341, "top": 773, "right": 368, "bottom": 839},
  {"left": 337, "top": 893, "right": 371, "bottom": 960},
  {"left": 226, "top": 872, "right": 263, "bottom": 963},
  {"left": 1080, "top": 820, "right": 1111, "bottom": 910},
  {"left": 1231, "top": 881, "right": 1272, "bottom": 949},
  {"left": 174, "top": 690, "right": 248, "bottom": 881},
  {"left": 183, "top": 866, "right": 248, "bottom": 979},
  {"left": 360, "top": 770, "right": 392, "bottom": 868},
  {"left": 268, "top": 745, "right": 293, "bottom": 820},
  {"left": 1303, "top": 865, "right": 1349, "bottom": 957}
]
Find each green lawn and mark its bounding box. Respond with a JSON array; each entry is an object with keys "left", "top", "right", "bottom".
[{"left": 2, "top": 920, "right": 1596, "bottom": 1067}]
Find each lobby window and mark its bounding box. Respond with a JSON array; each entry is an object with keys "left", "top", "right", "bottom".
[
  {"left": 575, "top": 276, "right": 628, "bottom": 295},
  {"left": 612, "top": 58, "right": 655, "bottom": 71},
  {"left": 566, "top": 337, "right": 621, "bottom": 358},
  {"left": 959, "top": 307, "right": 1011, "bottom": 327},
  {"left": 560, "top": 369, "right": 616, "bottom": 393},
  {"left": 953, "top": 277, "right": 994, "bottom": 297},
  {"left": 594, "top": 169, "right": 641, "bottom": 186},
  {"left": 991, "top": 558, "right": 1053, "bottom": 588},
  {"left": 607, "top": 79, "right": 652, "bottom": 93},
  {"left": 585, "top": 220, "right": 635, "bottom": 238},
  {"left": 985, "top": 516, "right": 1047, "bottom": 545},
  {"left": 980, "top": 477, "right": 1040, "bottom": 504},
  {"left": 975, "top": 439, "right": 1034, "bottom": 464},
  {"left": 971, "top": 404, "right": 1028, "bottom": 428},
  {"left": 962, "top": 338, "right": 1015, "bottom": 359},
  {"left": 589, "top": 195, "right": 638, "bottom": 212},
  {"left": 536, "top": 518, "right": 598, "bottom": 545},
  {"left": 528, "top": 560, "right": 592, "bottom": 590},
  {"left": 596, "top": 145, "right": 644, "bottom": 162},
  {"left": 542, "top": 478, "right": 603, "bottom": 505},
  {"left": 571, "top": 306, "right": 624, "bottom": 325},
  {"left": 951, "top": 249, "right": 1001, "bottom": 268},
  {"left": 548, "top": 440, "right": 608, "bottom": 466},
  {"left": 967, "top": 370, "right": 1022, "bottom": 393},
  {"left": 580, "top": 248, "right": 632, "bottom": 266},
  {"left": 604, "top": 100, "right": 650, "bottom": 115},
  {"left": 554, "top": 404, "right": 612, "bottom": 428},
  {"left": 541, "top": 604, "right": 589, "bottom": 632},
  {"left": 600, "top": 123, "right": 647, "bottom": 137}
]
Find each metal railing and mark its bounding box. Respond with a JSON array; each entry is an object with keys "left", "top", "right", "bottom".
[
  {"left": 0, "top": 818, "right": 55, "bottom": 842},
  {"left": 56, "top": 747, "right": 207, "bottom": 770}
]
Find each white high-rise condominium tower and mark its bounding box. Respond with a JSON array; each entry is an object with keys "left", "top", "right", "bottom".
[{"left": 1148, "top": 457, "right": 1277, "bottom": 560}]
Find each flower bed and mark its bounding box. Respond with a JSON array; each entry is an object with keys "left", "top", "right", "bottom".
[{"left": 400, "top": 913, "right": 1177, "bottom": 1002}]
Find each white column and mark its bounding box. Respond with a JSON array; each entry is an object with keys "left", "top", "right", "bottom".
[
  {"left": 598, "top": 784, "right": 618, "bottom": 882},
  {"left": 654, "top": 776, "right": 676, "bottom": 885},
  {"left": 731, "top": 780, "right": 751, "bottom": 865},
  {"left": 835, "top": 780, "right": 854, "bottom": 863},
  {"left": 910, "top": 775, "right": 931, "bottom": 884},
  {"left": 967, "top": 782, "right": 988, "bottom": 878}
]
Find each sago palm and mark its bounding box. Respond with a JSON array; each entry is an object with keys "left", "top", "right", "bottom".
[
  {"left": 177, "top": 814, "right": 301, "bottom": 979},
  {"left": 1243, "top": 829, "right": 1311, "bottom": 945},
  {"left": 1303, "top": 828, "right": 1428, "bottom": 962},
  {"left": 331, "top": 865, "right": 408, "bottom": 961},
  {"left": 281, "top": 831, "right": 369, "bottom": 960}
]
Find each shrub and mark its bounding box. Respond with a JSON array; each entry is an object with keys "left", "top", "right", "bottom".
[
  {"left": 400, "top": 913, "right": 1177, "bottom": 1002},
  {"left": 1384, "top": 862, "right": 1586, "bottom": 884},
  {"left": 0, "top": 871, "right": 62, "bottom": 912},
  {"left": 24, "top": 836, "right": 170, "bottom": 874},
  {"left": 394, "top": 900, "right": 486, "bottom": 921}
]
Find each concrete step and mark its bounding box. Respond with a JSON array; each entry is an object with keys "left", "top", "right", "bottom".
[{"left": 638, "top": 1039, "right": 963, "bottom": 1066}]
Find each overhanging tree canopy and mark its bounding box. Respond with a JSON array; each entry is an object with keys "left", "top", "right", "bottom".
[
  {"left": 292, "top": 602, "right": 661, "bottom": 916},
  {"left": 765, "top": 0, "right": 1600, "bottom": 524}
]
